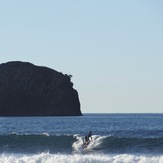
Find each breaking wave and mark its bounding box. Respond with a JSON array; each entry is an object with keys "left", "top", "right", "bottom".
[
  {"left": 0, "top": 133, "right": 163, "bottom": 154},
  {"left": 0, "top": 153, "right": 163, "bottom": 163}
]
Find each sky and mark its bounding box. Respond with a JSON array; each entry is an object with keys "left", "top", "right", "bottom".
[{"left": 0, "top": 0, "right": 163, "bottom": 113}]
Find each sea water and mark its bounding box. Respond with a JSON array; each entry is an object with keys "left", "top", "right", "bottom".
[{"left": 0, "top": 114, "right": 163, "bottom": 163}]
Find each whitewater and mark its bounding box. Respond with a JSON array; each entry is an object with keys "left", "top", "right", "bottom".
[{"left": 0, "top": 153, "right": 163, "bottom": 163}]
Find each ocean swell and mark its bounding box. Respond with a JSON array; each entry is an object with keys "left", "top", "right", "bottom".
[{"left": 0, "top": 134, "right": 163, "bottom": 154}]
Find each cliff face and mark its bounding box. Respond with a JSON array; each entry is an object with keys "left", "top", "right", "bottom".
[{"left": 0, "top": 61, "right": 82, "bottom": 116}]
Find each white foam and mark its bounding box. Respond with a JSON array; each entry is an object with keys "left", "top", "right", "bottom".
[
  {"left": 11, "top": 132, "right": 19, "bottom": 135},
  {"left": 72, "top": 134, "right": 106, "bottom": 152},
  {"left": 42, "top": 133, "right": 49, "bottom": 136},
  {"left": 0, "top": 153, "right": 163, "bottom": 163}
]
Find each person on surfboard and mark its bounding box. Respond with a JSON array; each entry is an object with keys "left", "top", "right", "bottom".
[
  {"left": 87, "top": 131, "right": 92, "bottom": 142},
  {"left": 83, "top": 131, "right": 92, "bottom": 148}
]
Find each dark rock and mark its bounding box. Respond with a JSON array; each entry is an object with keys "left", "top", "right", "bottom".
[{"left": 0, "top": 61, "right": 82, "bottom": 116}]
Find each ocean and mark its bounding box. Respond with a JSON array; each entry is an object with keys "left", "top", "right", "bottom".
[{"left": 0, "top": 113, "right": 162, "bottom": 163}]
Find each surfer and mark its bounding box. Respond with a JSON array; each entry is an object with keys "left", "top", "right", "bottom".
[
  {"left": 87, "top": 131, "right": 92, "bottom": 142},
  {"left": 83, "top": 135, "right": 89, "bottom": 148},
  {"left": 83, "top": 131, "right": 93, "bottom": 148}
]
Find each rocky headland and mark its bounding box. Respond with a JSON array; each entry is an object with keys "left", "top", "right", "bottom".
[{"left": 0, "top": 61, "right": 82, "bottom": 116}]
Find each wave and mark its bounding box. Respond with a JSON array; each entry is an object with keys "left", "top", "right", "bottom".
[
  {"left": 102, "top": 136, "right": 163, "bottom": 154},
  {"left": 0, "top": 134, "right": 75, "bottom": 154},
  {"left": 0, "top": 134, "right": 163, "bottom": 154},
  {"left": 0, "top": 153, "right": 163, "bottom": 163},
  {"left": 73, "top": 134, "right": 163, "bottom": 154}
]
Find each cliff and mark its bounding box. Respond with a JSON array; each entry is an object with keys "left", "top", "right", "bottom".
[{"left": 0, "top": 61, "right": 82, "bottom": 116}]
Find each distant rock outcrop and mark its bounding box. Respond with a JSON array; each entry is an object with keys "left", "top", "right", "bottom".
[{"left": 0, "top": 61, "right": 82, "bottom": 116}]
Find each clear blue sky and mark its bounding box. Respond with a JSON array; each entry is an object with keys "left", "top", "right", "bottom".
[{"left": 0, "top": 0, "right": 163, "bottom": 113}]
